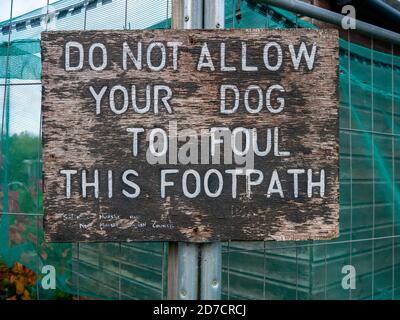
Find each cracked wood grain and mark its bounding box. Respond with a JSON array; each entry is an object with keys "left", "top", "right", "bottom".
[{"left": 42, "top": 29, "right": 339, "bottom": 242}]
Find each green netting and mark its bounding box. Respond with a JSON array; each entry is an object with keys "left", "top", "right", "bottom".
[
  {"left": 0, "top": 0, "right": 399, "bottom": 300},
  {"left": 0, "top": 40, "right": 41, "bottom": 80}
]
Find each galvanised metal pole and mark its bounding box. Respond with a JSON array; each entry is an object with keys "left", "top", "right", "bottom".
[
  {"left": 168, "top": 0, "right": 203, "bottom": 300},
  {"left": 172, "top": 0, "right": 203, "bottom": 30},
  {"left": 200, "top": 0, "right": 224, "bottom": 300},
  {"left": 200, "top": 241, "right": 222, "bottom": 299}
]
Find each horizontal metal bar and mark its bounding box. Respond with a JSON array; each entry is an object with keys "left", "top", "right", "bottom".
[
  {"left": 366, "top": 0, "right": 400, "bottom": 24},
  {"left": 224, "top": 234, "right": 400, "bottom": 253},
  {"left": 0, "top": 82, "right": 42, "bottom": 86},
  {"left": 340, "top": 127, "right": 400, "bottom": 138},
  {"left": 0, "top": 211, "right": 43, "bottom": 216},
  {"left": 261, "top": 0, "right": 400, "bottom": 45}
]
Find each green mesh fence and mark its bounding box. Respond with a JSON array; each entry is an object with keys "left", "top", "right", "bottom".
[
  {"left": 0, "top": 0, "right": 399, "bottom": 300},
  {"left": 0, "top": 40, "right": 41, "bottom": 80}
]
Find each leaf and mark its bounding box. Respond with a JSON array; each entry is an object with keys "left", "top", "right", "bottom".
[
  {"left": 40, "top": 251, "right": 48, "bottom": 260},
  {"left": 12, "top": 262, "right": 23, "bottom": 273},
  {"left": 15, "top": 280, "right": 25, "bottom": 295},
  {"left": 27, "top": 232, "right": 38, "bottom": 243},
  {"left": 22, "top": 289, "right": 31, "bottom": 300},
  {"left": 62, "top": 249, "right": 70, "bottom": 257},
  {"left": 16, "top": 222, "right": 27, "bottom": 233}
]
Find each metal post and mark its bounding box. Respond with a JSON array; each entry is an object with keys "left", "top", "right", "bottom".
[
  {"left": 172, "top": 0, "right": 203, "bottom": 30},
  {"left": 200, "top": 0, "right": 224, "bottom": 300},
  {"left": 167, "top": 0, "right": 203, "bottom": 300},
  {"left": 200, "top": 242, "right": 222, "bottom": 299},
  {"left": 177, "top": 243, "right": 200, "bottom": 300},
  {"left": 167, "top": 242, "right": 200, "bottom": 300},
  {"left": 168, "top": 0, "right": 224, "bottom": 301},
  {"left": 204, "top": 0, "right": 225, "bottom": 30}
]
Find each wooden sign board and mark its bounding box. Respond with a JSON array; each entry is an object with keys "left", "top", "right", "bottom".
[{"left": 42, "top": 29, "right": 339, "bottom": 242}]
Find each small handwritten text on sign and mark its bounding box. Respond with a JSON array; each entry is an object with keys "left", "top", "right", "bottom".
[{"left": 42, "top": 29, "right": 339, "bottom": 242}]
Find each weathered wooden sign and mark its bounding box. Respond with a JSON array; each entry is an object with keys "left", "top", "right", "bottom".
[{"left": 42, "top": 29, "right": 339, "bottom": 242}]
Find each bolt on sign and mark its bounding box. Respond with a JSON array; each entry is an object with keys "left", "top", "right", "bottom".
[{"left": 42, "top": 29, "right": 339, "bottom": 242}]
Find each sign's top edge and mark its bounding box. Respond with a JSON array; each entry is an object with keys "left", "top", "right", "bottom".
[{"left": 40, "top": 28, "right": 338, "bottom": 35}]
